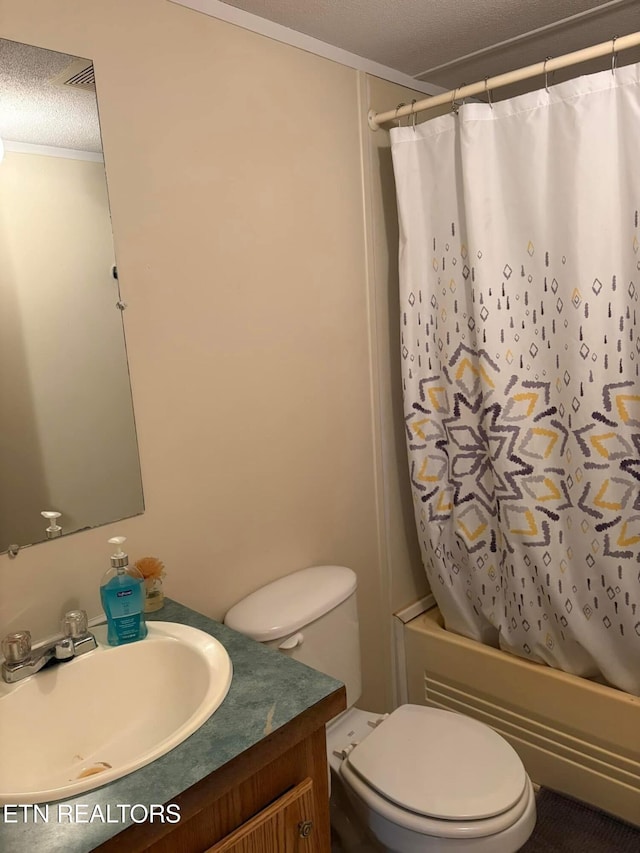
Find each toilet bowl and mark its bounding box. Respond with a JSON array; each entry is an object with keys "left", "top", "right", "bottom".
[
  {"left": 326, "top": 705, "right": 536, "bottom": 853},
  {"left": 224, "top": 565, "right": 536, "bottom": 853}
]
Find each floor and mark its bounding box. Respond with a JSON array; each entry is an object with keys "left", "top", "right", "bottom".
[
  {"left": 520, "top": 788, "right": 640, "bottom": 852},
  {"left": 331, "top": 788, "right": 640, "bottom": 851}
]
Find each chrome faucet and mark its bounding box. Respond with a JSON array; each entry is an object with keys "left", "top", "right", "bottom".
[{"left": 1, "top": 609, "right": 97, "bottom": 684}]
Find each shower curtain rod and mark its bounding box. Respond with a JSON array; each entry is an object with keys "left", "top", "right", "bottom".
[{"left": 368, "top": 30, "right": 640, "bottom": 130}]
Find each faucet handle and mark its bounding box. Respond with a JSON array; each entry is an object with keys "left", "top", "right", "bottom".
[
  {"left": 2, "top": 631, "right": 32, "bottom": 664},
  {"left": 62, "top": 610, "right": 89, "bottom": 639}
]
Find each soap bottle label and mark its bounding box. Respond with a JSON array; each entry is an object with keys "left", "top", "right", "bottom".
[{"left": 111, "top": 611, "right": 144, "bottom": 643}]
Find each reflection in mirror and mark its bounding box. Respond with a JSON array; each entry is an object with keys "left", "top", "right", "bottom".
[{"left": 0, "top": 38, "right": 144, "bottom": 555}]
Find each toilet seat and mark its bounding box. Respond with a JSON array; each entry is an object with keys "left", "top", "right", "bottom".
[
  {"left": 339, "top": 761, "right": 534, "bottom": 840},
  {"left": 344, "top": 705, "right": 527, "bottom": 823}
]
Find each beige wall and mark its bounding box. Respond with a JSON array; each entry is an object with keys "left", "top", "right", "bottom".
[
  {"left": 0, "top": 0, "right": 429, "bottom": 710},
  {"left": 0, "top": 150, "right": 142, "bottom": 548}
]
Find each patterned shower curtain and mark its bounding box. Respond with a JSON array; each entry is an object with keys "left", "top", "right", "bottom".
[{"left": 390, "top": 62, "right": 640, "bottom": 695}]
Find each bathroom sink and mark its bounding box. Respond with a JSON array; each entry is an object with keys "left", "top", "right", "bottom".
[{"left": 0, "top": 622, "right": 232, "bottom": 805}]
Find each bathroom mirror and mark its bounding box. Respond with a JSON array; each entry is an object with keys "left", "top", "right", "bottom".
[{"left": 0, "top": 38, "right": 144, "bottom": 555}]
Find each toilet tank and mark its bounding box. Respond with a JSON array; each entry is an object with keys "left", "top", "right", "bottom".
[{"left": 224, "top": 565, "right": 362, "bottom": 709}]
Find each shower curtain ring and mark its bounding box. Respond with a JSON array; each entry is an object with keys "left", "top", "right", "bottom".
[
  {"left": 543, "top": 56, "right": 552, "bottom": 92},
  {"left": 484, "top": 76, "right": 493, "bottom": 110},
  {"left": 451, "top": 88, "right": 460, "bottom": 115},
  {"left": 410, "top": 99, "right": 417, "bottom": 131},
  {"left": 611, "top": 35, "right": 618, "bottom": 75},
  {"left": 394, "top": 102, "right": 406, "bottom": 126}
]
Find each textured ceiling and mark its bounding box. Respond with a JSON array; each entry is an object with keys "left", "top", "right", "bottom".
[
  {"left": 2, "top": 2, "right": 638, "bottom": 150},
  {"left": 218, "top": 0, "right": 640, "bottom": 97},
  {"left": 0, "top": 39, "right": 102, "bottom": 152}
]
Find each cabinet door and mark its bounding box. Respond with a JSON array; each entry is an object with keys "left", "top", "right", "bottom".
[{"left": 205, "top": 777, "right": 319, "bottom": 853}]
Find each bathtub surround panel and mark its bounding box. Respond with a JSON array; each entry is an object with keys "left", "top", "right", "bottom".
[
  {"left": 358, "top": 76, "right": 443, "bottom": 613},
  {"left": 358, "top": 76, "right": 450, "bottom": 707},
  {"left": 0, "top": 0, "right": 427, "bottom": 711},
  {"left": 404, "top": 607, "right": 640, "bottom": 826}
]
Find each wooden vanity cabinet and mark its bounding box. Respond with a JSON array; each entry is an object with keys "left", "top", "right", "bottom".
[
  {"left": 94, "top": 687, "right": 345, "bottom": 853},
  {"left": 205, "top": 777, "right": 319, "bottom": 853}
]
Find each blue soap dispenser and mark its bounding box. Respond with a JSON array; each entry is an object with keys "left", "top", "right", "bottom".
[{"left": 100, "top": 536, "right": 148, "bottom": 645}]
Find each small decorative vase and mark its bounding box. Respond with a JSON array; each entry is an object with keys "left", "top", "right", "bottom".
[
  {"left": 144, "top": 576, "right": 164, "bottom": 612},
  {"left": 133, "top": 556, "right": 166, "bottom": 613}
]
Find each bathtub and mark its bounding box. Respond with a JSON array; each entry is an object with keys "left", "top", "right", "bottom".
[{"left": 403, "top": 605, "right": 640, "bottom": 826}]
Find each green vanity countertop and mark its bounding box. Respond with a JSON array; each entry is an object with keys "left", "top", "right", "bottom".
[{"left": 0, "top": 598, "right": 343, "bottom": 853}]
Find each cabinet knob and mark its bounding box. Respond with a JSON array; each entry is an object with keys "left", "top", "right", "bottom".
[{"left": 297, "top": 819, "right": 313, "bottom": 838}]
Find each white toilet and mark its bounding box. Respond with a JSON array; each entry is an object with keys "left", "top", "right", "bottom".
[{"left": 224, "top": 566, "right": 536, "bottom": 853}]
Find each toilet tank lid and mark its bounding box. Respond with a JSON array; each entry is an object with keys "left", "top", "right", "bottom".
[{"left": 224, "top": 565, "right": 357, "bottom": 642}]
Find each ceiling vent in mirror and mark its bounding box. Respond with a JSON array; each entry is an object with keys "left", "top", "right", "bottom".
[{"left": 50, "top": 58, "right": 95, "bottom": 92}]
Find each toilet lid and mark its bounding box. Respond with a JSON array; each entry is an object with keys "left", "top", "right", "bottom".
[{"left": 346, "top": 705, "right": 527, "bottom": 821}]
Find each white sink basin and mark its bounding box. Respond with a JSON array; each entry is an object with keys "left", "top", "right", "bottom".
[{"left": 0, "top": 621, "right": 232, "bottom": 805}]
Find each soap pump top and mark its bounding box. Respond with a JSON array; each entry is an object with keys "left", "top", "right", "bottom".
[
  {"left": 41, "top": 510, "right": 62, "bottom": 538},
  {"left": 104, "top": 536, "right": 144, "bottom": 583},
  {"left": 109, "top": 535, "right": 129, "bottom": 571}
]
